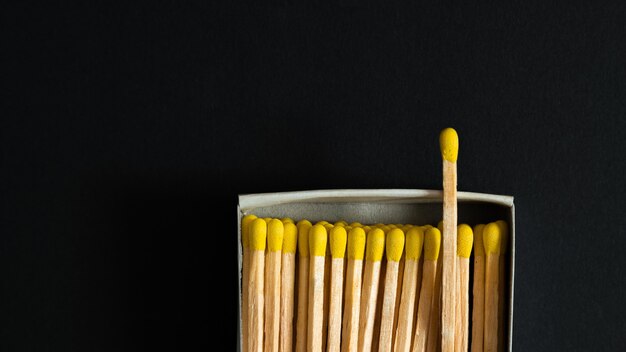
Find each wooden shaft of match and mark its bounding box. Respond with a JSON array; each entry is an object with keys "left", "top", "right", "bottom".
[
  {"left": 341, "top": 258, "right": 363, "bottom": 352},
  {"left": 442, "top": 159, "right": 457, "bottom": 352},
  {"left": 280, "top": 252, "right": 296, "bottom": 352},
  {"left": 322, "top": 250, "right": 332, "bottom": 351},
  {"left": 241, "top": 214, "right": 257, "bottom": 352},
  {"left": 308, "top": 255, "right": 326, "bottom": 352},
  {"left": 412, "top": 259, "right": 437, "bottom": 352},
  {"left": 426, "top": 255, "right": 442, "bottom": 352},
  {"left": 392, "top": 255, "right": 405, "bottom": 347},
  {"left": 454, "top": 257, "right": 470, "bottom": 352},
  {"left": 471, "top": 255, "right": 486, "bottom": 352},
  {"left": 378, "top": 261, "right": 400, "bottom": 352},
  {"left": 484, "top": 254, "right": 499, "bottom": 352},
  {"left": 393, "top": 258, "right": 419, "bottom": 352},
  {"left": 264, "top": 250, "right": 282, "bottom": 352},
  {"left": 248, "top": 248, "right": 265, "bottom": 352},
  {"left": 327, "top": 258, "right": 345, "bottom": 352},
  {"left": 295, "top": 257, "right": 309, "bottom": 352},
  {"left": 295, "top": 221, "right": 311, "bottom": 352},
  {"left": 358, "top": 260, "right": 382, "bottom": 352}
]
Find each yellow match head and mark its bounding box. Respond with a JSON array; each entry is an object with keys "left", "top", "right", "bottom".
[
  {"left": 263, "top": 217, "right": 273, "bottom": 223},
  {"left": 405, "top": 226, "right": 425, "bottom": 260},
  {"left": 388, "top": 224, "right": 398, "bottom": 229},
  {"left": 329, "top": 226, "right": 348, "bottom": 258},
  {"left": 316, "top": 220, "right": 329, "bottom": 225},
  {"left": 297, "top": 220, "right": 312, "bottom": 257},
  {"left": 267, "top": 219, "right": 285, "bottom": 252},
  {"left": 483, "top": 222, "right": 501, "bottom": 255},
  {"left": 324, "top": 223, "right": 334, "bottom": 232},
  {"left": 241, "top": 214, "right": 258, "bottom": 248},
  {"left": 349, "top": 222, "right": 363, "bottom": 228},
  {"left": 347, "top": 227, "right": 366, "bottom": 260},
  {"left": 334, "top": 220, "right": 348, "bottom": 227},
  {"left": 362, "top": 225, "right": 372, "bottom": 233},
  {"left": 437, "top": 220, "right": 443, "bottom": 233},
  {"left": 473, "top": 224, "right": 485, "bottom": 256},
  {"left": 381, "top": 225, "right": 391, "bottom": 233},
  {"left": 401, "top": 224, "right": 413, "bottom": 232},
  {"left": 439, "top": 127, "right": 459, "bottom": 162},
  {"left": 345, "top": 225, "right": 353, "bottom": 231},
  {"left": 456, "top": 224, "right": 474, "bottom": 258},
  {"left": 249, "top": 218, "right": 267, "bottom": 251},
  {"left": 308, "top": 224, "right": 328, "bottom": 257},
  {"left": 283, "top": 222, "right": 298, "bottom": 253},
  {"left": 424, "top": 227, "right": 441, "bottom": 261},
  {"left": 281, "top": 217, "right": 294, "bottom": 224},
  {"left": 386, "top": 228, "right": 405, "bottom": 262},
  {"left": 496, "top": 220, "right": 509, "bottom": 254},
  {"left": 366, "top": 228, "right": 385, "bottom": 261}
]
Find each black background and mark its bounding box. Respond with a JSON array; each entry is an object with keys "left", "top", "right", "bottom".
[{"left": 4, "top": 1, "right": 626, "bottom": 351}]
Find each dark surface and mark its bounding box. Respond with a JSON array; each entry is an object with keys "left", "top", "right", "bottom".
[{"left": 3, "top": 1, "right": 626, "bottom": 351}]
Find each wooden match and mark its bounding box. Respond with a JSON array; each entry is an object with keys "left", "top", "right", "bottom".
[
  {"left": 280, "top": 221, "right": 298, "bottom": 352},
  {"left": 378, "top": 228, "right": 405, "bottom": 352},
  {"left": 412, "top": 226, "right": 441, "bottom": 352},
  {"left": 240, "top": 214, "right": 257, "bottom": 352},
  {"left": 295, "top": 220, "right": 312, "bottom": 352},
  {"left": 358, "top": 227, "right": 385, "bottom": 352},
  {"left": 471, "top": 224, "right": 486, "bottom": 352},
  {"left": 454, "top": 224, "right": 473, "bottom": 352},
  {"left": 308, "top": 224, "right": 328, "bottom": 352},
  {"left": 483, "top": 222, "right": 501, "bottom": 352},
  {"left": 341, "top": 227, "right": 366, "bottom": 352},
  {"left": 439, "top": 127, "right": 459, "bottom": 352},
  {"left": 265, "top": 219, "right": 284, "bottom": 352},
  {"left": 393, "top": 226, "right": 424, "bottom": 352},
  {"left": 327, "top": 225, "right": 347, "bottom": 352},
  {"left": 248, "top": 218, "right": 267, "bottom": 352}
]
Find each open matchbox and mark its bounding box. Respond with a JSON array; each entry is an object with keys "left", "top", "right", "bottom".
[{"left": 237, "top": 189, "right": 515, "bottom": 351}]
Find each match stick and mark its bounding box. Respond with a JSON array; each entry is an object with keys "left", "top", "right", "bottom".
[
  {"left": 371, "top": 226, "right": 391, "bottom": 351},
  {"left": 440, "top": 127, "right": 459, "bottom": 352},
  {"left": 295, "top": 220, "right": 312, "bottom": 352},
  {"left": 378, "top": 228, "right": 405, "bottom": 352},
  {"left": 426, "top": 223, "right": 443, "bottom": 352},
  {"left": 241, "top": 214, "right": 257, "bottom": 352},
  {"left": 322, "top": 224, "right": 334, "bottom": 351},
  {"left": 341, "top": 227, "right": 366, "bottom": 352},
  {"left": 248, "top": 218, "right": 267, "bottom": 352},
  {"left": 308, "top": 224, "right": 328, "bottom": 352},
  {"left": 454, "top": 224, "right": 473, "bottom": 352},
  {"left": 327, "top": 226, "right": 348, "bottom": 352},
  {"left": 483, "top": 222, "right": 501, "bottom": 352},
  {"left": 265, "top": 219, "right": 284, "bottom": 352},
  {"left": 358, "top": 227, "right": 385, "bottom": 352},
  {"left": 470, "top": 224, "right": 486, "bottom": 352},
  {"left": 412, "top": 227, "right": 441, "bottom": 352},
  {"left": 496, "top": 220, "right": 509, "bottom": 352},
  {"left": 280, "top": 221, "right": 298, "bottom": 352},
  {"left": 393, "top": 226, "right": 424, "bottom": 352}
]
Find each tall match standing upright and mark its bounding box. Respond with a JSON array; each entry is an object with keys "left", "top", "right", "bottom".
[{"left": 439, "top": 127, "right": 459, "bottom": 352}]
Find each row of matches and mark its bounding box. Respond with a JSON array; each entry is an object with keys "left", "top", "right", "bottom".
[{"left": 240, "top": 215, "right": 509, "bottom": 352}]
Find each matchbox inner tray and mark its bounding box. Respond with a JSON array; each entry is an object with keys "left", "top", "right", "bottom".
[{"left": 237, "top": 189, "right": 515, "bottom": 352}]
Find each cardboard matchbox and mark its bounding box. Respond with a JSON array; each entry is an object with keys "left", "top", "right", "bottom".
[{"left": 237, "top": 189, "right": 515, "bottom": 351}]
